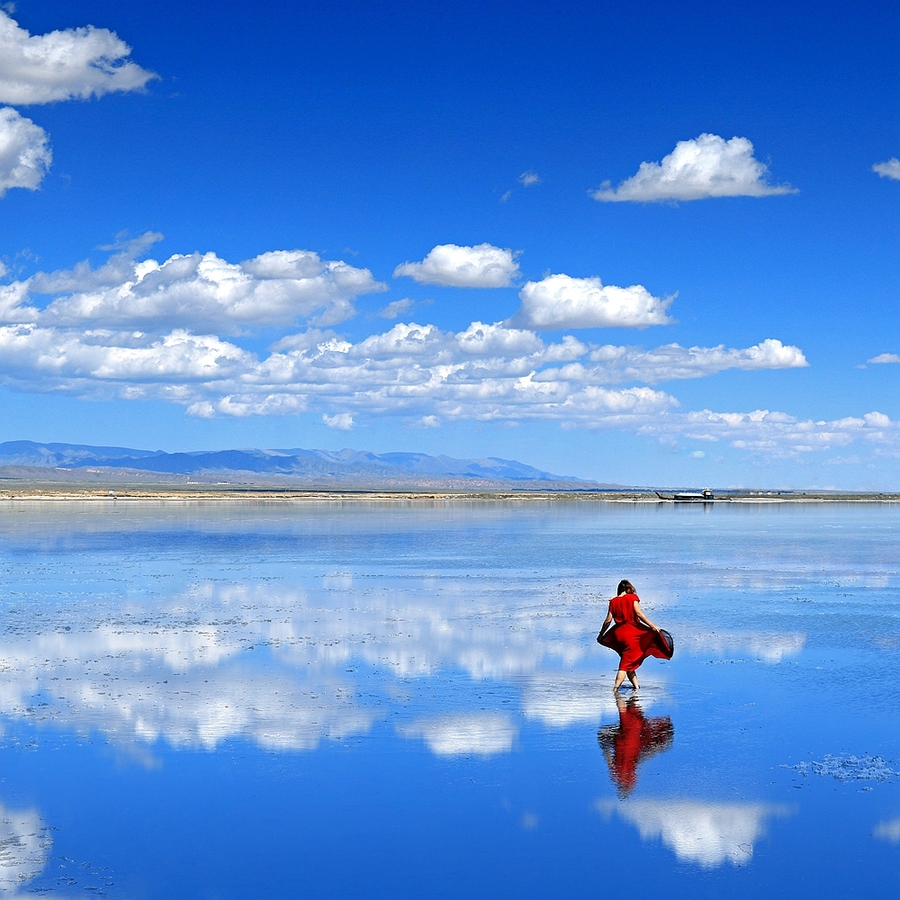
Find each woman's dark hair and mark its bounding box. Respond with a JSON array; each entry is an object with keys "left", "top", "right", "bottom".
[{"left": 617, "top": 579, "right": 636, "bottom": 595}]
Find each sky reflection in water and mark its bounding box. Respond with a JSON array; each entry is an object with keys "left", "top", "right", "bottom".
[{"left": 0, "top": 500, "right": 897, "bottom": 897}]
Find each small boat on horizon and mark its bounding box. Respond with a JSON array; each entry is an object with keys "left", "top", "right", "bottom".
[{"left": 655, "top": 488, "right": 716, "bottom": 502}]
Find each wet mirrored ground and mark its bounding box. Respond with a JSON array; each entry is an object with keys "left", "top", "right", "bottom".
[{"left": 0, "top": 500, "right": 897, "bottom": 897}]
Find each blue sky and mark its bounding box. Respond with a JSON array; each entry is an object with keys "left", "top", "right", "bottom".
[{"left": 0, "top": 0, "right": 897, "bottom": 488}]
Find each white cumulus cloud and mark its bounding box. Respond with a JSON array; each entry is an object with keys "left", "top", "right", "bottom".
[
  {"left": 868, "top": 353, "right": 900, "bottom": 364},
  {"left": 545, "top": 339, "right": 808, "bottom": 385},
  {"left": 394, "top": 243, "right": 520, "bottom": 288},
  {"left": 34, "top": 248, "right": 387, "bottom": 331},
  {"left": 323, "top": 412, "right": 354, "bottom": 430},
  {"left": 0, "top": 325, "right": 253, "bottom": 388},
  {"left": 512, "top": 273, "right": 673, "bottom": 330},
  {"left": 872, "top": 158, "right": 900, "bottom": 181},
  {"left": 593, "top": 134, "right": 796, "bottom": 203},
  {"left": 0, "top": 10, "right": 156, "bottom": 105},
  {"left": 0, "top": 106, "right": 50, "bottom": 194},
  {"left": 597, "top": 799, "right": 791, "bottom": 867}
]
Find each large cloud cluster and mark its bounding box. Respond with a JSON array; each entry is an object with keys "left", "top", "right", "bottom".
[
  {"left": 3, "top": 236, "right": 889, "bottom": 458},
  {"left": 1, "top": 234, "right": 895, "bottom": 457}
]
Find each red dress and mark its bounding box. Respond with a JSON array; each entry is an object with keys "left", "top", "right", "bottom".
[{"left": 599, "top": 593, "right": 672, "bottom": 671}]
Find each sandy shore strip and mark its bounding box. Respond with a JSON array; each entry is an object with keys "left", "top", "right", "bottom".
[{"left": 0, "top": 482, "right": 898, "bottom": 502}]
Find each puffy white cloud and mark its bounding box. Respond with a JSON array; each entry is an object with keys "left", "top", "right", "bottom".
[
  {"left": 868, "top": 353, "right": 900, "bottom": 364},
  {"left": 394, "top": 243, "right": 520, "bottom": 288},
  {"left": 0, "top": 10, "right": 156, "bottom": 105},
  {"left": 455, "top": 320, "right": 547, "bottom": 356},
  {"left": 323, "top": 412, "right": 354, "bottom": 430},
  {"left": 547, "top": 339, "right": 808, "bottom": 384},
  {"left": 872, "top": 158, "right": 900, "bottom": 181},
  {"left": 598, "top": 799, "right": 791, "bottom": 867},
  {"left": 593, "top": 134, "right": 796, "bottom": 203},
  {"left": 399, "top": 713, "right": 517, "bottom": 756},
  {"left": 512, "top": 274, "right": 673, "bottom": 330},
  {"left": 0, "top": 106, "right": 50, "bottom": 194},
  {"left": 519, "top": 170, "right": 541, "bottom": 186},
  {"left": 0, "top": 325, "right": 253, "bottom": 386},
  {"left": 35, "top": 248, "right": 387, "bottom": 331}
]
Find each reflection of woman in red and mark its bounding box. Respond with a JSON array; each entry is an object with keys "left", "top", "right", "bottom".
[
  {"left": 598, "top": 579, "right": 673, "bottom": 691},
  {"left": 597, "top": 696, "right": 674, "bottom": 797}
]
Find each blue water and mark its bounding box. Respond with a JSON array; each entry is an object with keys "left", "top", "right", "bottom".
[{"left": 0, "top": 500, "right": 897, "bottom": 898}]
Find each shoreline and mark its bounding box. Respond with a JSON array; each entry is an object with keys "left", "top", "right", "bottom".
[{"left": 0, "top": 484, "right": 898, "bottom": 503}]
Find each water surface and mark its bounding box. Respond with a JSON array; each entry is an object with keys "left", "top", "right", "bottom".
[{"left": 0, "top": 500, "right": 897, "bottom": 897}]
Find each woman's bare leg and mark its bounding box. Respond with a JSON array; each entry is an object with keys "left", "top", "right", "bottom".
[
  {"left": 626, "top": 670, "right": 639, "bottom": 690},
  {"left": 613, "top": 670, "right": 627, "bottom": 691}
]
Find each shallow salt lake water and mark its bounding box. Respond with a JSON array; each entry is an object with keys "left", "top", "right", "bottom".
[{"left": 0, "top": 499, "right": 897, "bottom": 898}]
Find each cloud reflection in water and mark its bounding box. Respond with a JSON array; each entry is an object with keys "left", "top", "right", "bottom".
[
  {"left": 0, "top": 804, "right": 50, "bottom": 894},
  {"left": 597, "top": 799, "right": 791, "bottom": 867},
  {"left": 874, "top": 818, "right": 900, "bottom": 843},
  {"left": 0, "top": 569, "right": 807, "bottom": 756},
  {"left": 399, "top": 713, "right": 517, "bottom": 756},
  {"left": 686, "top": 631, "right": 806, "bottom": 663},
  {"left": 522, "top": 674, "right": 625, "bottom": 727}
]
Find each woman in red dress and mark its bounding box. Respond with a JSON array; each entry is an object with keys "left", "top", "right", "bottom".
[{"left": 598, "top": 579, "right": 668, "bottom": 692}]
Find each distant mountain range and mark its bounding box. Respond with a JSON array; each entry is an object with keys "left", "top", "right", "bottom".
[{"left": 0, "top": 441, "right": 618, "bottom": 491}]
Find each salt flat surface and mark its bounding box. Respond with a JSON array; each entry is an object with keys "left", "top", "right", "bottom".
[{"left": 0, "top": 500, "right": 897, "bottom": 897}]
